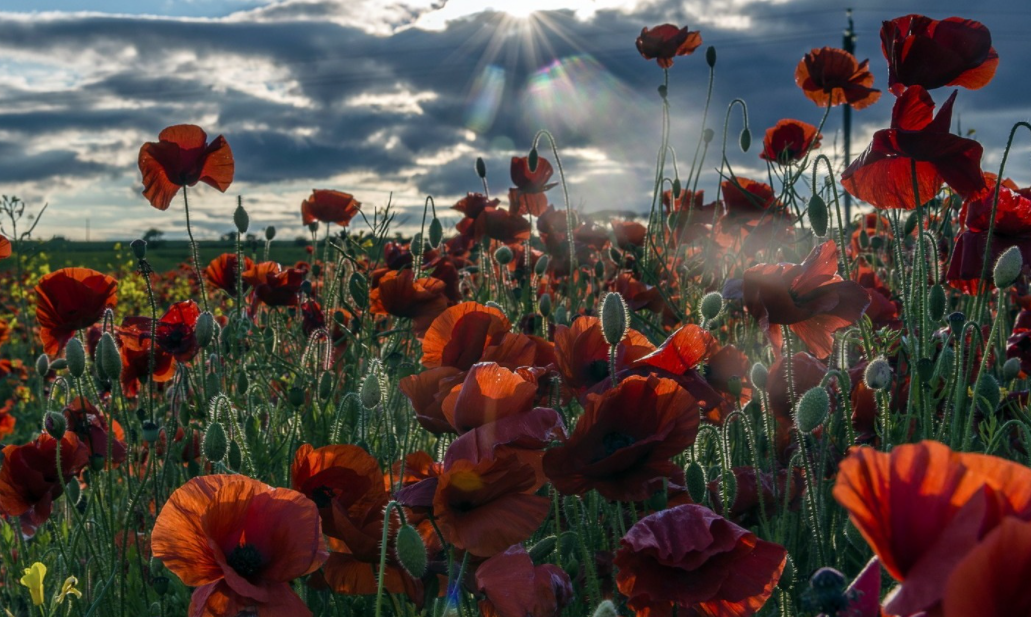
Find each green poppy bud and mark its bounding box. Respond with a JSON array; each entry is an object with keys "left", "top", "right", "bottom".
[
  {"left": 428, "top": 218, "right": 443, "bottom": 249},
  {"left": 994, "top": 245, "right": 1023, "bottom": 288},
  {"left": 863, "top": 357, "right": 893, "bottom": 391},
  {"left": 671, "top": 177, "right": 682, "bottom": 199},
  {"left": 44, "top": 410, "right": 67, "bottom": 439},
  {"left": 349, "top": 272, "right": 369, "bottom": 307},
  {"left": 705, "top": 45, "right": 716, "bottom": 68},
  {"left": 794, "top": 386, "right": 830, "bottom": 433},
  {"left": 928, "top": 284, "right": 947, "bottom": 321},
  {"left": 539, "top": 293, "right": 552, "bottom": 318},
  {"left": 35, "top": 354, "right": 50, "bottom": 377},
  {"left": 739, "top": 127, "right": 751, "bottom": 153},
  {"left": 975, "top": 374, "right": 1001, "bottom": 415},
  {"left": 593, "top": 601, "right": 619, "bottom": 617},
  {"left": 66, "top": 479, "right": 81, "bottom": 505},
  {"left": 528, "top": 147, "right": 539, "bottom": 173},
  {"left": 97, "top": 332, "right": 122, "bottom": 382},
  {"left": 360, "top": 372, "right": 381, "bottom": 410},
  {"left": 142, "top": 420, "right": 160, "bottom": 444},
  {"left": 202, "top": 422, "right": 228, "bottom": 463},
  {"left": 265, "top": 226, "right": 276, "bottom": 241},
  {"left": 600, "top": 292, "right": 628, "bottom": 347},
  {"left": 1004, "top": 357, "right": 1022, "bottom": 381},
  {"left": 808, "top": 195, "right": 828, "bottom": 237},
  {"left": 685, "top": 460, "right": 707, "bottom": 504},
  {"left": 699, "top": 291, "right": 724, "bottom": 321},
  {"left": 130, "top": 239, "right": 147, "bottom": 260},
  {"left": 65, "top": 338, "right": 86, "bottom": 378},
  {"left": 475, "top": 156, "right": 487, "bottom": 179},
  {"left": 703, "top": 128, "right": 715, "bottom": 144},
  {"left": 750, "top": 362, "right": 768, "bottom": 390},
  {"left": 904, "top": 211, "right": 918, "bottom": 237},
  {"left": 234, "top": 203, "right": 249, "bottom": 234},
  {"left": 493, "top": 245, "right": 513, "bottom": 265},
  {"left": 319, "top": 372, "right": 334, "bottom": 401},
  {"left": 196, "top": 311, "right": 215, "bottom": 348},
  {"left": 288, "top": 386, "right": 306, "bottom": 408},
  {"left": 152, "top": 576, "right": 170, "bottom": 596},
  {"left": 227, "top": 439, "right": 243, "bottom": 470},
  {"left": 528, "top": 536, "right": 557, "bottom": 564},
  {"left": 395, "top": 524, "right": 427, "bottom": 578}
]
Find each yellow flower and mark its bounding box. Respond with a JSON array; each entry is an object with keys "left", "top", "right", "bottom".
[
  {"left": 56, "top": 576, "right": 82, "bottom": 604},
  {"left": 19, "top": 562, "right": 46, "bottom": 606}
]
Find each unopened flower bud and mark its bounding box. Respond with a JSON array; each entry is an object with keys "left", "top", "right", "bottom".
[
  {"left": 233, "top": 203, "right": 249, "bottom": 234},
  {"left": 1004, "top": 357, "right": 1022, "bottom": 381},
  {"left": 928, "top": 284, "right": 947, "bottom": 321},
  {"left": 360, "top": 372, "right": 381, "bottom": 409},
  {"left": 264, "top": 226, "right": 276, "bottom": 240},
  {"left": 739, "top": 127, "right": 751, "bottom": 153},
  {"left": 428, "top": 218, "right": 443, "bottom": 249},
  {"left": 705, "top": 45, "right": 716, "bottom": 68},
  {"left": 994, "top": 245, "right": 1023, "bottom": 288},
  {"left": 196, "top": 311, "right": 215, "bottom": 348},
  {"left": 592, "top": 601, "right": 619, "bottom": 617},
  {"left": 142, "top": 421, "right": 160, "bottom": 444},
  {"left": 534, "top": 254, "right": 550, "bottom": 277},
  {"left": 750, "top": 363, "right": 768, "bottom": 389},
  {"left": 475, "top": 156, "right": 487, "bottom": 179},
  {"left": 35, "top": 354, "right": 50, "bottom": 377},
  {"left": 528, "top": 147, "right": 539, "bottom": 173},
  {"left": 349, "top": 272, "right": 369, "bottom": 307},
  {"left": 308, "top": 221, "right": 319, "bottom": 234},
  {"left": 130, "top": 239, "right": 147, "bottom": 260},
  {"left": 975, "top": 374, "right": 1001, "bottom": 414},
  {"left": 493, "top": 245, "right": 513, "bottom": 265},
  {"left": 529, "top": 536, "right": 557, "bottom": 563},
  {"left": 600, "top": 292, "right": 628, "bottom": 346},
  {"left": 97, "top": 332, "right": 122, "bottom": 382},
  {"left": 794, "top": 386, "right": 829, "bottom": 433},
  {"left": 539, "top": 293, "right": 552, "bottom": 318},
  {"left": 863, "top": 357, "right": 893, "bottom": 391},
  {"left": 227, "top": 440, "right": 242, "bottom": 470},
  {"left": 44, "top": 410, "right": 67, "bottom": 438},
  {"left": 699, "top": 291, "right": 724, "bottom": 321},
  {"left": 703, "top": 128, "right": 715, "bottom": 144},
  {"left": 65, "top": 338, "right": 86, "bottom": 378},
  {"left": 808, "top": 195, "right": 828, "bottom": 237},
  {"left": 685, "top": 460, "right": 707, "bottom": 503},
  {"left": 395, "top": 524, "right": 427, "bottom": 578},
  {"left": 202, "top": 421, "right": 228, "bottom": 463}
]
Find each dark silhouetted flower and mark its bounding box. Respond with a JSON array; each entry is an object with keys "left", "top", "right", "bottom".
[
  {"left": 138, "top": 124, "right": 234, "bottom": 211},
  {"left": 795, "top": 47, "right": 881, "bottom": 110},
  {"left": 35, "top": 267, "right": 117, "bottom": 355},
  {"left": 636, "top": 24, "right": 703, "bottom": 68},
  {"left": 881, "top": 14, "right": 998, "bottom": 96},
  {"left": 761, "top": 119, "right": 822, "bottom": 164},
  {"left": 301, "top": 190, "right": 361, "bottom": 227}
]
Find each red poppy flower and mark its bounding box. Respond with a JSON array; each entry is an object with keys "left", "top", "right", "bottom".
[
  {"left": 0, "top": 432, "right": 89, "bottom": 534},
  {"left": 941, "top": 516, "right": 1031, "bottom": 617},
  {"left": 761, "top": 119, "right": 822, "bottom": 164},
  {"left": 881, "top": 15, "right": 998, "bottom": 96},
  {"left": 841, "top": 86, "right": 987, "bottom": 210},
  {"left": 767, "top": 353, "right": 828, "bottom": 457},
  {"left": 611, "top": 220, "right": 647, "bottom": 250},
  {"left": 614, "top": 504, "right": 787, "bottom": 616},
  {"left": 0, "top": 399, "right": 15, "bottom": 439},
  {"left": 853, "top": 260, "right": 902, "bottom": 330},
  {"left": 35, "top": 267, "right": 118, "bottom": 355},
  {"left": 795, "top": 47, "right": 881, "bottom": 110},
  {"left": 138, "top": 124, "right": 234, "bottom": 211},
  {"left": 476, "top": 207, "right": 532, "bottom": 244},
  {"left": 833, "top": 440, "right": 1031, "bottom": 615},
  {"left": 152, "top": 475, "right": 327, "bottom": 617},
  {"left": 636, "top": 24, "right": 703, "bottom": 68},
  {"left": 369, "top": 269, "right": 449, "bottom": 335},
  {"left": 509, "top": 156, "right": 557, "bottom": 217},
  {"left": 242, "top": 262, "right": 306, "bottom": 308},
  {"left": 441, "top": 362, "right": 537, "bottom": 434},
  {"left": 475, "top": 545, "right": 573, "bottom": 617},
  {"left": 743, "top": 241, "right": 870, "bottom": 358},
  {"left": 1007, "top": 310, "right": 1031, "bottom": 377},
  {"left": 117, "top": 317, "right": 176, "bottom": 398},
  {"left": 301, "top": 190, "right": 361, "bottom": 227},
  {"left": 205, "top": 253, "right": 254, "bottom": 297},
  {"left": 0, "top": 235, "right": 11, "bottom": 260},
  {"left": 63, "top": 397, "right": 127, "bottom": 466},
  {"left": 543, "top": 374, "right": 699, "bottom": 501},
  {"left": 554, "top": 316, "right": 654, "bottom": 393},
  {"left": 155, "top": 300, "right": 201, "bottom": 362}
]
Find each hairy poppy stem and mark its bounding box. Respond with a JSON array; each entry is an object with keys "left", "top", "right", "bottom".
[
  {"left": 181, "top": 186, "right": 210, "bottom": 314},
  {"left": 373, "top": 500, "right": 399, "bottom": 617}
]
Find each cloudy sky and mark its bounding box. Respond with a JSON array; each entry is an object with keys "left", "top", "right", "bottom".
[{"left": 1, "top": 0, "right": 1029, "bottom": 241}]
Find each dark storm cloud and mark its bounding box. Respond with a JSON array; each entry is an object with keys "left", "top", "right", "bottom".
[{"left": 0, "top": 143, "right": 116, "bottom": 182}]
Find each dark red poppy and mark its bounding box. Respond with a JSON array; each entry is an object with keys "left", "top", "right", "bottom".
[
  {"left": 614, "top": 504, "right": 787, "bottom": 616},
  {"left": 722, "top": 177, "right": 776, "bottom": 217},
  {"left": 841, "top": 86, "right": 987, "bottom": 210},
  {"left": 369, "top": 269, "right": 449, "bottom": 335},
  {"left": 63, "top": 397, "right": 127, "bottom": 466},
  {"left": 0, "top": 399, "right": 15, "bottom": 439},
  {"left": 554, "top": 316, "right": 654, "bottom": 394},
  {"left": 543, "top": 374, "right": 698, "bottom": 501},
  {"left": 0, "top": 432, "right": 89, "bottom": 534},
  {"left": 117, "top": 317, "right": 176, "bottom": 398},
  {"left": 881, "top": 15, "right": 998, "bottom": 96},
  {"left": 1007, "top": 310, "right": 1031, "bottom": 377},
  {"left": 301, "top": 190, "right": 361, "bottom": 227},
  {"left": 611, "top": 220, "right": 647, "bottom": 250},
  {"left": 767, "top": 353, "right": 828, "bottom": 456},
  {"left": 509, "top": 156, "right": 557, "bottom": 217},
  {"left": 205, "top": 253, "right": 254, "bottom": 297},
  {"left": 155, "top": 300, "right": 201, "bottom": 362},
  {"left": 761, "top": 119, "right": 822, "bottom": 164},
  {"left": 743, "top": 241, "right": 870, "bottom": 358},
  {"left": 853, "top": 260, "right": 902, "bottom": 330},
  {"left": 476, "top": 545, "right": 573, "bottom": 617},
  {"left": 138, "top": 124, "right": 234, "bottom": 211},
  {"left": 0, "top": 235, "right": 10, "bottom": 260},
  {"left": 636, "top": 24, "right": 703, "bottom": 68},
  {"left": 242, "top": 262, "right": 306, "bottom": 308},
  {"left": 476, "top": 207, "right": 532, "bottom": 244},
  {"left": 34, "top": 267, "right": 118, "bottom": 355},
  {"left": 795, "top": 47, "right": 882, "bottom": 110}
]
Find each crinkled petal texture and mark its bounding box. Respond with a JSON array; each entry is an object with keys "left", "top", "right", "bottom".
[
  {"left": 442, "top": 362, "right": 537, "bottom": 433},
  {"left": 635, "top": 24, "right": 703, "bottom": 68},
  {"left": 833, "top": 441, "right": 1031, "bottom": 615},
  {"left": 0, "top": 235, "right": 11, "bottom": 260},
  {"left": 761, "top": 119, "right": 822, "bottom": 164},
  {"left": 614, "top": 504, "right": 786, "bottom": 617},
  {"left": 554, "top": 317, "right": 655, "bottom": 393},
  {"left": 743, "top": 241, "right": 870, "bottom": 358},
  {"left": 881, "top": 14, "right": 998, "bottom": 95},
  {"left": 942, "top": 516, "right": 1031, "bottom": 617},
  {"left": 795, "top": 47, "right": 881, "bottom": 110},
  {"left": 508, "top": 156, "right": 557, "bottom": 216},
  {"left": 476, "top": 545, "right": 573, "bottom": 617},
  {"left": 543, "top": 374, "right": 699, "bottom": 501},
  {"left": 301, "top": 189, "right": 361, "bottom": 226},
  {"left": 420, "top": 302, "right": 511, "bottom": 369},
  {"left": 0, "top": 432, "right": 89, "bottom": 534},
  {"left": 152, "top": 475, "right": 328, "bottom": 617},
  {"left": 205, "top": 253, "right": 254, "bottom": 297},
  {"left": 138, "top": 124, "right": 234, "bottom": 211},
  {"left": 369, "top": 269, "right": 449, "bottom": 335},
  {"left": 34, "top": 267, "right": 118, "bottom": 355}
]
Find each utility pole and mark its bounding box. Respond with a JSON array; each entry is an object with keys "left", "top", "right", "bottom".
[
  {"left": 86, "top": 218, "right": 90, "bottom": 242},
  {"left": 842, "top": 8, "right": 856, "bottom": 222}
]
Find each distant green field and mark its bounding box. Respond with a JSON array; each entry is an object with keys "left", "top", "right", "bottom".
[{"left": 6, "top": 239, "right": 313, "bottom": 273}]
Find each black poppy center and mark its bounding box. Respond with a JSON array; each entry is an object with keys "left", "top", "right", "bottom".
[
  {"left": 227, "top": 543, "right": 264, "bottom": 578},
  {"left": 587, "top": 360, "right": 610, "bottom": 383},
  {"left": 311, "top": 485, "right": 335, "bottom": 508},
  {"left": 602, "top": 432, "right": 637, "bottom": 457}
]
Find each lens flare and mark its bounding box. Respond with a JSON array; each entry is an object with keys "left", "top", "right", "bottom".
[
  {"left": 520, "top": 54, "right": 635, "bottom": 138},
  {"left": 465, "top": 65, "right": 506, "bottom": 133}
]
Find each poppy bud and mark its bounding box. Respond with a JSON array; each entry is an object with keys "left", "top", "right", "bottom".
[
  {"left": 395, "top": 524, "right": 427, "bottom": 578},
  {"left": 903, "top": 211, "right": 918, "bottom": 237},
  {"left": 975, "top": 374, "right": 1001, "bottom": 415},
  {"left": 152, "top": 576, "right": 170, "bottom": 596},
  {"left": 539, "top": 293, "right": 552, "bottom": 318},
  {"left": 485, "top": 300, "right": 505, "bottom": 313},
  {"left": 685, "top": 460, "right": 707, "bottom": 503},
  {"left": 594, "top": 260, "right": 605, "bottom": 279},
  {"left": 528, "top": 147, "right": 539, "bottom": 173},
  {"left": 808, "top": 195, "right": 828, "bottom": 237},
  {"left": 863, "top": 357, "right": 892, "bottom": 391},
  {"left": 319, "top": 372, "right": 333, "bottom": 401},
  {"left": 934, "top": 347, "right": 955, "bottom": 382},
  {"left": 205, "top": 371, "right": 220, "bottom": 396},
  {"left": 671, "top": 177, "right": 681, "bottom": 199},
  {"left": 699, "top": 291, "right": 724, "bottom": 321},
  {"left": 66, "top": 479, "right": 81, "bottom": 505},
  {"left": 1004, "top": 357, "right": 1022, "bottom": 381},
  {"left": 233, "top": 203, "right": 249, "bottom": 234},
  {"left": 948, "top": 311, "right": 965, "bottom": 336},
  {"left": 66, "top": 338, "right": 86, "bottom": 378},
  {"left": 288, "top": 386, "right": 306, "bottom": 408},
  {"left": 130, "top": 239, "right": 147, "bottom": 260},
  {"left": 917, "top": 357, "right": 934, "bottom": 383},
  {"left": 35, "top": 354, "right": 50, "bottom": 377},
  {"left": 311, "top": 263, "right": 322, "bottom": 278},
  {"left": 859, "top": 229, "right": 870, "bottom": 249},
  {"left": 196, "top": 311, "right": 215, "bottom": 348},
  {"left": 608, "top": 246, "right": 622, "bottom": 264},
  {"left": 349, "top": 272, "right": 369, "bottom": 307},
  {"left": 529, "top": 536, "right": 557, "bottom": 563},
  {"left": 657, "top": 84, "right": 667, "bottom": 99},
  {"left": 44, "top": 411, "right": 67, "bottom": 439},
  {"left": 739, "top": 127, "right": 751, "bottom": 153},
  {"left": 592, "top": 601, "right": 619, "bottom": 617},
  {"left": 51, "top": 358, "right": 68, "bottom": 371},
  {"left": 493, "top": 245, "right": 513, "bottom": 265},
  {"left": 90, "top": 453, "right": 105, "bottom": 471},
  {"left": 750, "top": 362, "right": 768, "bottom": 390},
  {"left": 428, "top": 218, "right": 443, "bottom": 249},
  {"left": 803, "top": 567, "right": 848, "bottom": 614},
  {"left": 705, "top": 45, "right": 716, "bottom": 68},
  {"left": 360, "top": 372, "right": 381, "bottom": 410},
  {"left": 265, "top": 226, "right": 276, "bottom": 241},
  {"left": 600, "top": 292, "right": 628, "bottom": 347},
  {"left": 534, "top": 254, "right": 550, "bottom": 277},
  {"left": 227, "top": 440, "right": 243, "bottom": 470},
  {"left": 994, "top": 245, "right": 1023, "bottom": 288},
  {"left": 308, "top": 221, "right": 319, "bottom": 234},
  {"left": 928, "top": 284, "right": 947, "bottom": 321},
  {"left": 703, "top": 128, "right": 715, "bottom": 144},
  {"left": 142, "top": 420, "right": 160, "bottom": 444},
  {"left": 794, "top": 386, "right": 829, "bottom": 433},
  {"left": 726, "top": 376, "right": 743, "bottom": 398},
  {"left": 203, "top": 422, "right": 228, "bottom": 463},
  {"left": 96, "top": 332, "right": 121, "bottom": 382},
  {"left": 721, "top": 469, "right": 738, "bottom": 507},
  {"left": 553, "top": 304, "right": 568, "bottom": 326},
  {"left": 475, "top": 156, "right": 487, "bottom": 179}
]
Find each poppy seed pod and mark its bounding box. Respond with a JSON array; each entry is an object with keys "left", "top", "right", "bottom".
[
  {"left": 196, "top": 311, "right": 215, "bottom": 348},
  {"left": 994, "top": 245, "right": 1023, "bottom": 288},
  {"left": 863, "top": 357, "right": 893, "bottom": 391},
  {"left": 35, "top": 354, "right": 50, "bottom": 377},
  {"left": 428, "top": 217, "right": 443, "bottom": 249},
  {"left": 1004, "top": 357, "right": 1022, "bottom": 381},
  {"left": 539, "top": 293, "right": 552, "bottom": 318},
  {"left": 360, "top": 372, "right": 381, "bottom": 410},
  {"left": 703, "top": 128, "right": 715, "bottom": 144},
  {"left": 928, "top": 284, "right": 947, "bottom": 321},
  {"left": 600, "top": 292, "right": 629, "bottom": 346},
  {"left": 903, "top": 211, "right": 918, "bottom": 237},
  {"left": 739, "top": 127, "right": 752, "bottom": 153},
  {"left": 202, "top": 421, "right": 228, "bottom": 463},
  {"left": 233, "top": 203, "right": 249, "bottom": 234},
  {"left": 528, "top": 147, "right": 539, "bottom": 173},
  {"left": 264, "top": 225, "right": 276, "bottom": 240},
  {"left": 699, "top": 291, "right": 724, "bottom": 321},
  {"left": 859, "top": 229, "right": 870, "bottom": 249},
  {"left": 65, "top": 338, "right": 86, "bottom": 378},
  {"left": 130, "top": 239, "right": 147, "bottom": 260},
  {"left": 493, "top": 245, "right": 513, "bottom": 265},
  {"left": 794, "top": 386, "right": 829, "bottom": 433},
  {"left": 395, "top": 524, "right": 428, "bottom": 578},
  {"left": 808, "top": 195, "right": 828, "bottom": 237},
  {"left": 534, "top": 254, "right": 550, "bottom": 277},
  {"left": 685, "top": 460, "right": 707, "bottom": 503},
  {"left": 475, "top": 156, "right": 487, "bottom": 179},
  {"left": 948, "top": 311, "right": 966, "bottom": 335},
  {"left": 227, "top": 440, "right": 242, "bottom": 470},
  {"left": 44, "top": 410, "right": 67, "bottom": 439},
  {"left": 349, "top": 272, "right": 369, "bottom": 307},
  {"left": 96, "top": 332, "right": 122, "bottom": 382},
  {"left": 705, "top": 45, "right": 716, "bottom": 68},
  {"left": 593, "top": 600, "right": 619, "bottom": 617},
  {"left": 671, "top": 177, "right": 681, "bottom": 199},
  {"left": 750, "top": 362, "right": 768, "bottom": 390}
]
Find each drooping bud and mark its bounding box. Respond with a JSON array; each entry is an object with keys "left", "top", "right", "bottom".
[
  {"left": 319, "top": 372, "right": 334, "bottom": 401},
  {"left": 428, "top": 218, "right": 443, "bottom": 249},
  {"left": 360, "top": 371, "right": 381, "bottom": 410},
  {"left": 903, "top": 211, "right": 918, "bottom": 237},
  {"left": 97, "top": 332, "right": 122, "bottom": 382},
  {"left": 750, "top": 362, "right": 768, "bottom": 390},
  {"left": 705, "top": 45, "right": 716, "bottom": 68},
  {"left": 974, "top": 374, "right": 1001, "bottom": 415},
  {"left": 699, "top": 291, "right": 724, "bottom": 322},
  {"left": 475, "top": 156, "right": 487, "bottom": 179},
  {"left": 44, "top": 410, "right": 67, "bottom": 439},
  {"left": 739, "top": 127, "right": 751, "bottom": 153},
  {"left": 493, "top": 245, "right": 513, "bottom": 265},
  {"left": 794, "top": 386, "right": 830, "bottom": 433},
  {"left": 528, "top": 147, "right": 539, "bottom": 173},
  {"left": 685, "top": 460, "right": 707, "bottom": 504},
  {"left": 808, "top": 195, "right": 828, "bottom": 237},
  {"left": 227, "top": 439, "right": 243, "bottom": 470},
  {"left": 65, "top": 338, "right": 86, "bottom": 378},
  {"left": 539, "top": 293, "right": 552, "bottom": 318},
  {"left": 233, "top": 203, "right": 249, "bottom": 234},
  {"left": 35, "top": 354, "right": 50, "bottom": 377},
  {"left": 202, "top": 421, "right": 228, "bottom": 463},
  {"left": 994, "top": 245, "right": 1023, "bottom": 288},
  {"left": 196, "top": 311, "right": 215, "bottom": 348},
  {"left": 236, "top": 371, "right": 249, "bottom": 397},
  {"left": 308, "top": 221, "right": 319, "bottom": 234},
  {"left": 600, "top": 292, "right": 628, "bottom": 346},
  {"left": 928, "top": 284, "right": 947, "bottom": 321},
  {"left": 528, "top": 536, "right": 557, "bottom": 564},
  {"left": 863, "top": 356, "right": 893, "bottom": 391},
  {"left": 395, "top": 524, "right": 428, "bottom": 578},
  {"left": 859, "top": 229, "right": 870, "bottom": 249},
  {"left": 66, "top": 479, "right": 81, "bottom": 505},
  {"left": 264, "top": 226, "right": 276, "bottom": 241},
  {"left": 130, "top": 239, "right": 147, "bottom": 260}
]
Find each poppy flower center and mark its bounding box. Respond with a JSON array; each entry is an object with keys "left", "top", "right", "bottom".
[
  {"left": 587, "top": 360, "right": 610, "bottom": 382},
  {"left": 226, "top": 543, "right": 264, "bottom": 578},
  {"left": 602, "top": 432, "right": 637, "bottom": 457},
  {"left": 311, "top": 485, "right": 335, "bottom": 508}
]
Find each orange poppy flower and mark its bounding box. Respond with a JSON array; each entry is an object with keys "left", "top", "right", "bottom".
[
  {"left": 636, "top": 24, "right": 703, "bottom": 68},
  {"left": 611, "top": 220, "right": 647, "bottom": 250},
  {"left": 0, "top": 399, "right": 15, "bottom": 439},
  {"left": 441, "top": 362, "right": 537, "bottom": 434},
  {"left": 761, "top": 119, "right": 822, "bottom": 164},
  {"left": 35, "top": 267, "right": 117, "bottom": 355},
  {"left": 420, "top": 302, "right": 513, "bottom": 369},
  {"left": 509, "top": 155, "right": 557, "bottom": 217},
  {"left": 152, "top": 475, "right": 328, "bottom": 617},
  {"left": 138, "top": 124, "right": 234, "bottom": 211},
  {"left": 833, "top": 440, "right": 1031, "bottom": 616},
  {"left": 369, "top": 269, "right": 449, "bottom": 335},
  {"left": 941, "top": 516, "right": 1031, "bottom": 616},
  {"left": 614, "top": 504, "right": 787, "bottom": 616},
  {"left": 0, "top": 432, "right": 89, "bottom": 534},
  {"left": 205, "top": 253, "right": 254, "bottom": 297},
  {"left": 553, "top": 316, "right": 654, "bottom": 394},
  {"left": 301, "top": 190, "right": 361, "bottom": 227},
  {"left": 0, "top": 235, "right": 11, "bottom": 260},
  {"left": 881, "top": 15, "right": 998, "bottom": 96},
  {"left": 475, "top": 545, "right": 573, "bottom": 617},
  {"left": 242, "top": 261, "right": 306, "bottom": 308},
  {"left": 795, "top": 47, "right": 881, "bottom": 110}
]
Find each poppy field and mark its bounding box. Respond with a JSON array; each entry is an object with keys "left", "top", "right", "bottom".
[{"left": 1, "top": 11, "right": 1030, "bottom": 617}]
